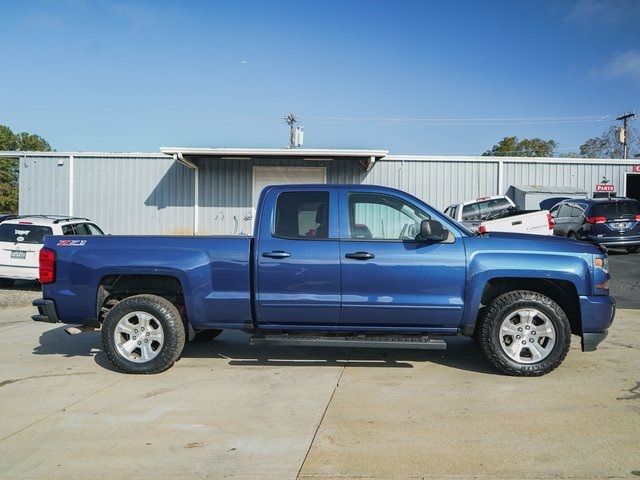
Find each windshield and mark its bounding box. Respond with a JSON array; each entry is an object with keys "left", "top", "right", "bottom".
[
  {"left": 589, "top": 201, "right": 639, "bottom": 219},
  {"left": 0, "top": 224, "right": 53, "bottom": 244}
]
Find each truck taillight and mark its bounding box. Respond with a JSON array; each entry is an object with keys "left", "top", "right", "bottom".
[
  {"left": 547, "top": 213, "right": 555, "bottom": 230},
  {"left": 39, "top": 248, "right": 56, "bottom": 284},
  {"left": 635, "top": 214, "right": 640, "bottom": 221},
  {"left": 477, "top": 225, "right": 487, "bottom": 234},
  {"left": 586, "top": 216, "right": 607, "bottom": 224}
]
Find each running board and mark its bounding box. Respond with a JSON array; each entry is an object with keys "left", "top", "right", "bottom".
[{"left": 249, "top": 334, "right": 447, "bottom": 350}]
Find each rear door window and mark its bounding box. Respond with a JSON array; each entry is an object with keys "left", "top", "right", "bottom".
[
  {"left": 557, "top": 204, "right": 572, "bottom": 218},
  {"left": 274, "top": 191, "right": 330, "bottom": 239},
  {"left": 62, "top": 224, "right": 76, "bottom": 235},
  {"left": 0, "top": 224, "right": 52, "bottom": 244},
  {"left": 72, "top": 223, "right": 91, "bottom": 235},
  {"left": 590, "top": 201, "right": 640, "bottom": 219}
]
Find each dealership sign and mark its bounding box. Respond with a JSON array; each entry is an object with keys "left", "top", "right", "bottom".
[
  {"left": 595, "top": 184, "right": 616, "bottom": 192},
  {"left": 633, "top": 165, "right": 640, "bottom": 173}
]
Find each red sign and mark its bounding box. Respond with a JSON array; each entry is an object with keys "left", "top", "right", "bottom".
[
  {"left": 595, "top": 184, "right": 615, "bottom": 192},
  {"left": 633, "top": 165, "right": 640, "bottom": 173}
]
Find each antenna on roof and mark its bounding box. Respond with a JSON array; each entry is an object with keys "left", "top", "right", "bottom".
[{"left": 283, "top": 113, "right": 303, "bottom": 148}]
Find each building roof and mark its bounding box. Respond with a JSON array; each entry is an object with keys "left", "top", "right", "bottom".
[{"left": 160, "top": 147, "right": 389, "bottom": 171}]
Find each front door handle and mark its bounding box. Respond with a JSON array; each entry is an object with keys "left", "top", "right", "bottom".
[
  {"left": 344, "top": 251, "right": 375, "bottom": 260},
  {"left": 262, "top": 250, "right": 291, "bottom": 259}
]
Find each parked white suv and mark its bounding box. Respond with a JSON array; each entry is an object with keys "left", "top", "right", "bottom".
[{"left": 0, "top": 216, "right": 105, "bottom": 287}]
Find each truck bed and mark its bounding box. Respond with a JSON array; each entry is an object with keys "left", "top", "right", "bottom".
[{"left": 42, "top": 235, "right": 253, "bottom": 328}]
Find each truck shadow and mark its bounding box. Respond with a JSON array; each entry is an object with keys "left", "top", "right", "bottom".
[{"left": 34, "top": 326, "right": 499, "bottom": 376}]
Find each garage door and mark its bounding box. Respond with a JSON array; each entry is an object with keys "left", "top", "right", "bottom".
[{"left": 252, "top": 166, "right": 326, "bottom": 208}]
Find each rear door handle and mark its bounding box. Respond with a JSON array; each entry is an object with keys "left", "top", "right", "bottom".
[
  {"left": 344, "top": 251, "right": 375, "bottom": 260},
  {"left": 262, "top": 251, "right": 291, "bottom": 259}
]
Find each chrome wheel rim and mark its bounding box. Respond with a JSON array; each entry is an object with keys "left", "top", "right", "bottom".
[
  {"left": 113, "top": 311, "right": 164, "bottom": 363},
  {"left": 499, "top": 308, "right": 556, "bottom": 364}
]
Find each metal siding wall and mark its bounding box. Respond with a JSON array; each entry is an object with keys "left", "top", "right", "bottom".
[
  {"left": 19, "top": 156, "right": 70, "bottom": 215},
  {"left": 18, "top": 155, "right": 193, "bottom": 235},
  {"left": 72, "top": 156, "right": 194, "bottom": 235},
  {"left": 362, "top": 160, "right": 499, "bottom": 209},
  {"left": 18, "top": 153, "right": 635, "bottom": 236},
  {"left": 198, "top": 157, "right": 362, "bottom": 235},
  {"left": 197, "top": 157, "right": 499, "bottom": 234},
  {"left": 503, "top": 161, "right": 631, "bottom": 198}
]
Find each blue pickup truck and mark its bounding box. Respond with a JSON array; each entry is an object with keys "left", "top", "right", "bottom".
[{"left": 33, "top": 184, "right": 614, "bottom": 376}]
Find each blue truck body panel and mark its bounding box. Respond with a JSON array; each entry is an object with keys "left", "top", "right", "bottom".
[{"left": 40, "top": 184, "right": 614, "bottom": 344}]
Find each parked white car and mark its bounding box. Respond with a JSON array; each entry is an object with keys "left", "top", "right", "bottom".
[
  {"left": 444, "top": 195, "right": 554, "bottom": 236},
  {"left": 0, "top": 216, "right": 105, "bottom": 286}
]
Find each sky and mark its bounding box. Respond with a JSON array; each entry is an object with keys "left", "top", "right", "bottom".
[{"left": 1, "top": 0, "right": 639, "bottom": 155}]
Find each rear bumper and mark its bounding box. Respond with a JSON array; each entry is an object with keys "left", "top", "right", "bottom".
[
  {"left": 32, "top": 299, "right": 60, "bottom": 323},
  {"left": 579, "top": 295, "right": 615, "bottom": 352},
  {"left": 582, "top": 234, "right": 640, "bottom": 248},
  {"left": 0, "top": 265, "right": 38, "bottom": 281}
]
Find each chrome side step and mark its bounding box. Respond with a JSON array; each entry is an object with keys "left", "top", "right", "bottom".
[{"left": 250, "top": 334, "right": 447, "bottom": 350}]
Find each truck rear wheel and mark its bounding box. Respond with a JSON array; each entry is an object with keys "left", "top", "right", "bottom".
[
  {"left": 479, "top": 290, "right": 571, "bottom": 376},
  {"left": 101, "top": 294, "right": 186, "bottom": 374}
]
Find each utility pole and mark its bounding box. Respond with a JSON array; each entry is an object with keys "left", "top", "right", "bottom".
[
  {"left": 283, "top": 113, "right": 303, "bottom": 148},
  {"left": 616, "top": 111, "right": 636, "bottom": 159}
]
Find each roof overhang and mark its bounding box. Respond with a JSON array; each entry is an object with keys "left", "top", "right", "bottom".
[{"left": 160, "top": 147, "right": 389, "bottom": 171}]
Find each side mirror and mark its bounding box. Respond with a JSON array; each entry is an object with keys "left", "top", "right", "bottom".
[{"left": 419, "top": 219, "right": 449, "bottom": 242}]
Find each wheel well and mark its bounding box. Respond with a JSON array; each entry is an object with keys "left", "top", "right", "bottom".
[
  {"left": 97, "top": 274, "right": 186, "bottom": 322},
  {"left": 476, "top": 278, "right": 581, "bottom": 335}
]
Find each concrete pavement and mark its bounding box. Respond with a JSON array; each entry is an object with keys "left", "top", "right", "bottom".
[{"left": 0, "top": 305, "right": 638, "bottom": 479}]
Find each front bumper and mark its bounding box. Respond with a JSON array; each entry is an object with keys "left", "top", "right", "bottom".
[
  {"left": 579, "top": 295, "right": 615, "bottom": 352},
  {"left": 32, "top": 299, "right": 60, "bottom": 323}
]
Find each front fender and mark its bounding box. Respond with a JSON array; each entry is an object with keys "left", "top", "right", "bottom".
[{"left": 461, "top": 251, "right": 592, "bottom": 329}]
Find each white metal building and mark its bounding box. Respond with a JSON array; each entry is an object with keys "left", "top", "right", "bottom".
[{"left": 3, "top": 148, "right": 639, "bottom": 235}]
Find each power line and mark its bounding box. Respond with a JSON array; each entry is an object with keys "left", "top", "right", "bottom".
[{"left": 304, "top": 114, "right": 616, "bottom": 126}]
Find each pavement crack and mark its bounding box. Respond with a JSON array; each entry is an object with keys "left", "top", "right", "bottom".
[
  {"left": 0, "top": 372, "right": 96, "bottom": 389},
  {"left": 617, "top": 381, "right": 640, "bottom": 401},
  {"left": 0, "top": 375, "right": 126, "bottom": 444},
  {"left": 296, "top": 347, "right": 353, "bottom": 479}
]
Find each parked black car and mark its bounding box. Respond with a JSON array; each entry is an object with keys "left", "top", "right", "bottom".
[{"left": 550, "top": 197, "right": 640, "bottom": 253}]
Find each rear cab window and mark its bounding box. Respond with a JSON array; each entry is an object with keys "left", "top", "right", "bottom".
[{"left": 0, "top": 224, "right": 52, "bottom": 244}]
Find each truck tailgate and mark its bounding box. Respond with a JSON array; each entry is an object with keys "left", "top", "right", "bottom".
[{"left": 482, "top": 210, "right": 552, "bottom": 235}]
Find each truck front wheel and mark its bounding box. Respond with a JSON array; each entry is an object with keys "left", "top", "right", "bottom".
[
  {"left": 102, "top": 294, "right": 186, "bottom": 374},
  {"left": 479, "top": 290, "right": 571, "bottom": 376}
]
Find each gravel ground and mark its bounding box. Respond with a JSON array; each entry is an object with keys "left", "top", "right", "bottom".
[
  {"left": 0, "top": 281, "right": 41, "bottom": 309},
  {"left": 608, "top": 248, "right": 640, "bottom": 309}
]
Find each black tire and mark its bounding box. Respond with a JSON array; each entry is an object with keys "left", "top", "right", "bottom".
[
  {"left": 567, "top": 231, "right": 577, "bottom": 239},
  {"left": 192, "top": 328, "right": 223, "bottom": 342},
  {"left": 0, "top": 278, "right": 15, "bottom": 288},
  {"left": 479, "top": 290, "right": 571, "bottom": 376},
  {"left": 627, "top": 246, "right": 640, "bottom": 254},
  {"left": 101, "top": 294, "right": 186, "bottom": 374}
]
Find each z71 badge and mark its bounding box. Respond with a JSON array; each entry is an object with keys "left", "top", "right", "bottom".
[{"left": 57, "top": 239, "right": 87, "bottom": 247}]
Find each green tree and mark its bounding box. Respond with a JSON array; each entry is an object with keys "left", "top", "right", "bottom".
[
  {"left": 578, "top": 126, "right": 637, "bottom": 158},
  {"left": 482, "top": 136, "right": 558, "bottom": 157},
  {"left": 0, "top": 125, "right": 52, "bottom": 213}
]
